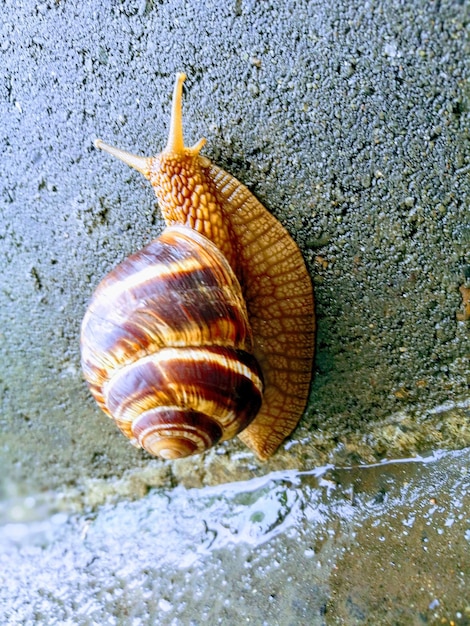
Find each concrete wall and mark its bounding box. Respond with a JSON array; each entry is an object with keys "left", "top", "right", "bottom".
[{"left": 1, "top": 0, "right": 468, "bottom": 503}]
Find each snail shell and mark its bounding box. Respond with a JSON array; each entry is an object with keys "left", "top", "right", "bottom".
[
  {"left": 81, "top": 226, "right": 263, "bottom": 460},
  {"left": 81, "top": 73, "right": 315, "bottom": 460}
]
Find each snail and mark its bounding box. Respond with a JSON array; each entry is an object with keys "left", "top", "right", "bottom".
[{"left": 80, "top": 73, "right": 315, "bottom": 461}]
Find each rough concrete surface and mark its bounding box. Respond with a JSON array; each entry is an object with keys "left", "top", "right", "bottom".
[{"left": 1, "top": 0, "right": 469, "bottom": 502}]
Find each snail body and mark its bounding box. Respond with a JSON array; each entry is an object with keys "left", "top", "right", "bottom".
[{"left": 81, "top": 73, "right": 315, "bottom": 460}]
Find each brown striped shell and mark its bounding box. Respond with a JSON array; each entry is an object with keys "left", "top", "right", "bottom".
[
  {"left": 81, "top": 226, "right": 263, "bottom": 459},
  {"left": 81, "top": 73, "right": 315, "bottom": 460}
]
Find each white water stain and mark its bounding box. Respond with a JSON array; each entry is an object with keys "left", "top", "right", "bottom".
[{"left": 1, "top": 449, "right": 469, "bottom": 625}]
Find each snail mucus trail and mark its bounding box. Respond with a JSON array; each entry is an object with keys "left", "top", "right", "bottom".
[{"left": 80, "top": 72, "right": 315, "bottom": 461}]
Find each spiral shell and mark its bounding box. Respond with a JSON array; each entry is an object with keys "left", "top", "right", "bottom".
[
  {"left": 81, "top": 73, "right": 315, "bottom": 460},
  {"left": 81, "top": 226, "right": 263, "bottom": 459}
]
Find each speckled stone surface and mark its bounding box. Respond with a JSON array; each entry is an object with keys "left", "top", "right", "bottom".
[{"left": 0, "top": 0, "right": 468, "bottom": 499}]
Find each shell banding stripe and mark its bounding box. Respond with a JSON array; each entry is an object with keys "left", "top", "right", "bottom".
[{"left": 104, "top": 345, "right": 264, "bottom": 444}]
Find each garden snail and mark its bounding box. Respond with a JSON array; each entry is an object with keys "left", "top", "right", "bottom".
[{"left": 80, "top": 72, "right": 315, "bottom": 461}]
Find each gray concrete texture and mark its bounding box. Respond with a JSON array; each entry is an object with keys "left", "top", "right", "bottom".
[{"left": 1, "top": 0, "right": 469, "bottom": 500}]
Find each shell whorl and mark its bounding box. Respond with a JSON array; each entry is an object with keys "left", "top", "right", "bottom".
[{"left": 81, "top": 226, "right": 263, "bottom": 459}]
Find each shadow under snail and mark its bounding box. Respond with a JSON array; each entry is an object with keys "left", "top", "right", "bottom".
[{"left": 80, "top": 73, "right": 315, "bottom": 461}]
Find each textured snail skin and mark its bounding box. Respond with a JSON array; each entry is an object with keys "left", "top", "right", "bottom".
[{"left": 81, "top": 73, "right": 315, "bottom": 460}]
